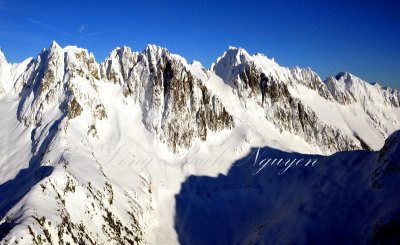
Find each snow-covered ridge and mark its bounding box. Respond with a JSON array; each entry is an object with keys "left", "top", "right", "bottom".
[
  {"left": 0, "top": 42, "right": 400, "bottom": 153},
  {"left": 1, "top": 41, "right": 400, "bottom": 245},
  {"left": 1, "top": 41, "right": 399, "bottom": 154},
  {"left": 100, "top": 44, "right": 234, "bottom": 153},
  {"left": 325, "top": 71, "right": 400, "bottom": 107},
  {"left": 212, "top": 46, "right": 400, "bottom": 152}
]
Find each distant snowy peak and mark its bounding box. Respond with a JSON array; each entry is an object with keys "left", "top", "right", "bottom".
[
  {"left": 212, "top": 46, "right": 332, "bottom": 99},
  {"left": 213, "top": 46, "right": 399, "bottom": 107},
  {"left": 213, "top": 47, "right": 400, "bottom": 107},
  {"left": 325, "top": 72, "right": 400, "bottom": 107},
  {"left": 212, "top": 46, "right": 400, "bottom": 153}
]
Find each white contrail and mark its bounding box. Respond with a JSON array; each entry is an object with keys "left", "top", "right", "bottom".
[
  {"left": 26, "top": 18, "right": 72, "bottom": 36},
  {"left": 27, "top": 18, "right": 108, "bottom": 41}
]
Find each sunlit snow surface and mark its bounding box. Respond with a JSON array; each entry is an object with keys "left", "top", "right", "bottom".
[{"left": 0, "top": 43, "right": 399, "bottom": 244}]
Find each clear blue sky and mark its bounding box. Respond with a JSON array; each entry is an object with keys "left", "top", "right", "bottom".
[{"left": 0, "top": 0, "right": 399, "bottom": 88}]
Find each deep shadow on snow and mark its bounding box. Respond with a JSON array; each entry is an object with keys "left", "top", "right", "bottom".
[
  {"left": 0, "top": 117, "right": 62, "bottom": 239},
  {"left": 175, "top": 143, "right": 400, "bottom": 244}
]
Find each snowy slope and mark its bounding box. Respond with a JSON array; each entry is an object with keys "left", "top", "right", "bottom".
[
  {"left": 175, "top": 130, "right": 400, "bottom": 245},
  {"left": 212, "top": 47, "right": 400, "bottom": 152},
  {"left": 0, "top": 42, "right": 399, "bottom": 244}
]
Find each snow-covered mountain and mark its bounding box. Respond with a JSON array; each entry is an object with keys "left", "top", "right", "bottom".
[
  {"left": 0, "top": 42, "right": 399, "bottom": 244},
  {"left": 212, "top": 47, "right": 400, "bottom": 152},
  {"left": 100, "top": 45, "right": 234, "bottom": 152}
]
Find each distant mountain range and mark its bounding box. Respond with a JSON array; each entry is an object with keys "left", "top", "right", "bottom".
[{"left": 0, "top": 42, "right": 399, "bottom": 244}]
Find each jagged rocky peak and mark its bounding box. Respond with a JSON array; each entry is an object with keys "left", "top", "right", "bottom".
[
  {"left": 0, "top": 48, "right": 9, "bottom": 94},
  {"left": 381, "top": 86, "right": 400, "bottom": 107},
  {"left": 191, "top": 60, "right": 203, "bottom": 68},
  {"left": 212, "top": 46, "right": 332, "bottom": 106},
  {"left": 290, "top": 66, "right": 317, "bottom": 79},
  {"left": 101, "top": 45, "right": 136, "bottom": 86},
  {"left": 221, "top": 46, "right": 252, "bottom": 65},
  {"left": 289, "top": 66, "right": 333, "bottom": 100},
  {"left": 145, "top": 43, "right": 169, "bottom": 60},
  {"left": 213, "top": 46, "right": 269, "bottom": 105},
  {"left": 324, "top": 75, "right": 356, "bottom": 105},
  {"left": 325, "top": 72, "right": 400, "bottom": 107},
  {"left": 16, "top": 41, "right": 105, "bottom": 127},
  {"left": 0, "top": 47, "right": 6, "bottom": 63},
  {"left": 212, "top": 47, "right": 365, "bottom": 153},
  {"left": 213, "top": 47, "right": 332, "bottom": 101},
  {"left": 334, "top": 71, "right": 374, "bottom": 86},
  {"left": 4, "top": 43, "right": 397, "bottom": 154},
  {"left": 335, "top": 71, "right": 351, "bottom": 81},
  {"left": 211, "top": 46, "right": 254, "bottom": 84},
  {"left": 101, "top": 44, "right": 235, "bottom": 152},
  {"left": 49, "top": 40, "right": 60, "bottom": 50},
  {"left": 64, "top": 45, "right": 100, "bottom": 81},
  {"left": 334, "top": 71, "right": 372, "bottom": 93},
  {"left": 39, "top": 41, "right": 65, "bottom": 94}
]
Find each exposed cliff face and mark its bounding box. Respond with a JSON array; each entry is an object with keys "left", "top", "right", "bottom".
[
  {"left": 325, "top": 72, "right": 400, "bottom": 107},
  {"left": 324, "top": 76, "right": 356, "bottom": 105},
  {"left": 3, "top": 43, "right": 399, "bottom": 154},
  {"left": 1, "top": 42, "right": 400, "bottom": 245},
  {"left": 3, "top": 42, "right": 235, "bottom": 154},
  {"left": 289, "top": 66, "right": 333, "bottom": 100},
  {"left": 213, "top": 47, "right": 363, "bottom": 153},
  {"left": 101, "top": 45, "right": 234, "bottom": 152},
  {"left": 15, "top": 42, "right": 106, "bottom": 132},
  {"left": 323, "top": 72, "right": 400, "bottom": 143}
]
